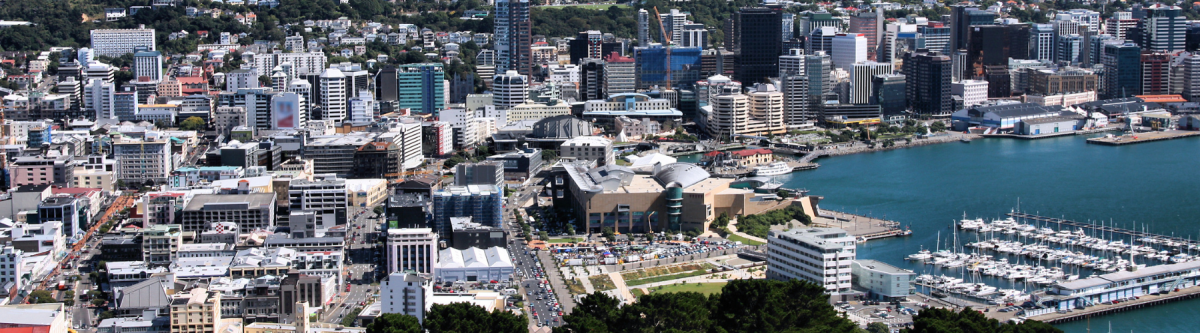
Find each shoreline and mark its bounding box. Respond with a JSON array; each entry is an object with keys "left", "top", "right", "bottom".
[{"left": 810, "top": 133, "right": 975, "bottom": 160}]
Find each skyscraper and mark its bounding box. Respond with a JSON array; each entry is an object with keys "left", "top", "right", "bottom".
[
  {"left": 638, "top": 9, "right": 651, "bottom": 46},
  {"left": 396, "top": 63, "right": 445, "bottom": 115},
  {"left": 1030, "top": 24, "right": 1054, "bottom": 61},
  {"left": 1141, "top": 51, "right": 1172, "bottom": 95},
  {"left": 734, "top": 6, "right": 783, "bottom": 84},
  {"left": 579, "top": 58, "right": 606, "bottom": 101},
  {"left": 849, "top": 12, "right": 880, "bottom": 61},
  {"left": 779, "top": 49, "right": 805, "bottom": 77},
  {"left": 904, "top": 49, "right": 952, "bottom": 116},
  {"left": 1102, "top": 42, "right": 1142, "bottom": 99},
  {"left": 871, "top": 74, "right": 906, "bottom": 116},
  {"left": 950, "top": 5, "right": 995, "bottom": 51},
  {"left": 831, "top": 34, "right": 868, "bottom": 72},
  {"left": 604, "top": 52, "right": 636, "bottom": 96},
  {"left": 850, "top": 61, "right": 892, "bottom": 105},
  {"left": 319, "top": 68, "right": 347, "bottom": 121},
  {"left": 964, "top": 24, "right": 1029, "bottom": 81},
  {"left": 1139, "top": 4, "right": 1187, "bottom": 53},
  {"left": 493, "top": 70, "right": 528, "bottom": 110},
  {"left": 495, "top": 0, "right": 532, "bottom": 77}
]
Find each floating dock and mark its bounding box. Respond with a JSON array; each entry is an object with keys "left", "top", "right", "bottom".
[
  {"left": 1086, "top": 130, "right": 1200, "bottom": 145},
  {"left": 1007, "top": 212, "right": 1198, "bottom": 248},
  {"left": 1023, "top": 286, "right": 1200, "bottom": 324}
]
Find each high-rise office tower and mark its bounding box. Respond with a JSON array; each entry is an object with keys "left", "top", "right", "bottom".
[
  {"left": 782, "top": 13, "right": 795, "bottom": 41},
  {"left": 807, "top": 26, "right": 839, "bottom": 56},
  {"left": 375, "top": 66, "right": 399, "bottom": 102},
  {"left": 1181, "top": 54, "right": 1200, "bottom": 101},
  {"left": 1056, "top": 34, "right": 1085, "bottom": 65},
  {"left": 1106, "top": 14, "right": 1138, "bottom": 41},
  {"left": 850, "top": 61, "right": 892, "bottom": 105},
  {"left": 950, "top": 5, "right": 995, "bottom": 51},
  {"left": 831, "top": 33, "right": 868, "bottom": 72},
  {"left": 579, "top": 58, "right": 606, "bottom": 101},
  {"left": 903, "top": 49, "right": 952, "bottom": 116},
  {"left": 1102, "top": 42, "right": 1142, "bottom": 99},
  {"left": 1139, "top": 4, "right": 1187, "bottom": 53},
  {"left": 964, "top": 24, "right": 1029, "bottom": 81},
  {"left": 779, "top": 49, "right": 805, "bottom": 77},
  {"left": 733, "top": 6, "right": 783, "bottom": 84},
  {"left": 1030, "top": 24, "right": 1054, "bottom": 61},
  {"left": 493, "top": 70, "right": 528, "bottom": 110},
  {"left": 604, "top": 52, "right": 636, "bottom": 96},
  {"left": 319, "top": 68, "right": 347, "bottom": 121},
  {"left": 133, "top": 47, "right": 162, "bottom": 81},
  {"left": 781, "top": 75, "right": 812, "bottom": 126},
  {"left": 871, "top": 74, "right": 906, "bottom": 116},
  {"left": 396, "top": 63, "right": 446, "bottom": 115},
  {"left": 495, "top": 0, "right": 532, "bottom": 77},
  {"left": 917, "top": 22, "right": 950, "bottom": 55},
  {"left": 805, "top": 52, "right": 833, "bottom": 98},
  {"left": 849, "top": 11, "right": 880, "bottom": 61},
  {"left": 638, "top": 9, "right": 651, "bottom": 46},
  {"left": 1141, "top": 52, "right": 1172, "bottom": 95},
  {"left": 662, "top": 9, "right": 689, "bottom": 44}
]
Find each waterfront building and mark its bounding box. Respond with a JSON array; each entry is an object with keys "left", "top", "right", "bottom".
[
  {"left": 733, "top": 7, "right": 783, "bottom": 84},
  {"left": 1102, "top": 43, "right": 1143, "bottom": 99},
  {"left": 851, "top": 259, "right": 915, "bottom": 301},
  {"left": 1139, "top": 4, "right": 1187, "bottom": 53},
  {"left": 766, "top": 227, "right": 857, "bottom": 295},
  {"left": 850, "top": 61, "right": 892, "bottom": 105},
  {"left": 903, "top": 49, "right": 953, "bottom": 116},
  {"left": 952, "top": 79, "right": 989, "bottom": 107},
  {"left": 831, "top": 34, "right": 868, "bottom": 72},
  {"left": 949, "top": 102, "right": 1066, "bottom": 131}
]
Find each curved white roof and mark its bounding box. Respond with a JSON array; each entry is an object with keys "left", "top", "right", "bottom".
[
  {"left": 437, "top": 247, "right": 513, "bottom": 269},
  {"left": 652, "top": 163, "right": 710, "bottom": 188}
]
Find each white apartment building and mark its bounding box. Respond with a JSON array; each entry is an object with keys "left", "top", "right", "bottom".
[
  {"left": 348, "top": 90, "right": 376, "bottom": 123},
  {"left": 780, "top": 49, "right": 805, "bottom": 77},
  {"left": 226, "top": 69, "right": 259, "bottom": 91},
  {"left": 439, "top": 107, "right": 478, "bottom": 148},
  {"left": 559, "top": 136, "right": 614, "bottom": 166},
  {"left": 0, "top": 245, "right": 24, "bottom": 292},
  {"left": 492, "top": 70, "right": 528, "bottom": 110},
  {"left": 90, "top": 29, "right": 156, "bottom": 57},
  {"left": 248, "top": 51, "right": 328, "bottom": 76},
  {"left": 381, "top": 272, "right": 432, "bottom": 324},
  {"left": 84, "top": 78, "right": 116, "bottom": 120},
  {"left": 133, "top": 49, "right": 163, "bottom": 81},
  {"left": 386, "top": 228, "right": 438, "bottom": 274},
  {"left": 319, "top": 68, "right": 347, "bottom": 122},
  {"left": 952, "top": 79, "right": 989, "bottom": 107},
  {"left": 288, "top": 176, "right": 349, "bottom": 230},
  {"left": 767, "top": 228, "right": 857, "bottom": 295},
  {"left": 507, "top": 100, "right": 570, "bottom": 123}
]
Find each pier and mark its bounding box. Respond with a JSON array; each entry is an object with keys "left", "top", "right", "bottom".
[
  {"left": 811, "top": 210, "right": 910, "bottom": 240},
  {"left": 1086, "top": 130, "right": 1200, "bottom": 145},
  {"left": 1018, "top": 285, "right": 1200, "bottom": 324},
  {"left": 1006, "top": 212, "right": 1198, "bottom": 248}
]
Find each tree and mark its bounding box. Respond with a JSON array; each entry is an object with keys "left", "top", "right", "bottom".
[
  {"left": 28, "top": 290, "right": 55, "bottom": 303},
  {"left": 542, "top": 149, "right": 558, "bottom": 161},
  {"left": 98, "top": 311, "right": 115, "bottom": 321},
  {"left": 867, "top": 322, "right": 889, "bottom": 333},
  {"left": 373, "top": 205, "right": 385, "bottom": 216},
  {"left": 558, "top": 292, "right": 621, "bottom": 333},
  {"left": 929, "top": 121, "right": 947, "bottom": 133},
  {"left": 713, "top": 212, "right": 730, "bottom": 229},
  {"left": 259, "top": 75, "right": 272, "bottom": 87},
  {"left": 341, "top": 307, "right": 363, "bottom": 327},
  {"left": 601, "top": 227, "right": 615, "bottom": 242},
  {"left": 616, "top": 292, "right": 712, "bottom": 332},
  {"left": 365, "top": 313, "right": 421, "bottom": 333},
  {"left": 179, "top": 116, "right": 207, "bottom": 131},
  {"left": 444, "top": 155, "right": 467, "bottom": 168},
  {"left": 424, "top": 302, "right": 526, "bottom": 333},
  {"left": 538, "top": 231, "right": 549, "bottom": 241},
  {"left": 908, "top": 307, "right": 1062, "bottom": 333}
]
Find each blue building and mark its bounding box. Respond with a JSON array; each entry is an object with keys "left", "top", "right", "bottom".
[
  {"left": 634, "top": 46, "right": 702, "bottom": 90},
  {"left": 26, "top": 125, "right": 51, "bottom": 148},
  {"left": 1103, "top": 42, "right": 1142, "bottom": 99},
  {"left": 38, "top": 196, "right": 85, "bottom": 238},
  {"left": 397, "top": 63, "right": 446, "bottom": 115},
  {"left": 431, "top": 185, "right": 503, "bottom": 238}
]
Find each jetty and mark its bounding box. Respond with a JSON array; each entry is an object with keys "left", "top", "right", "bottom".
[
  {"left": 1086, "top": 130, "right": 1200, "bottom": 145},
  {"left": 811, "top": 210, "right": 910, "bottom": 241},
  {"left": 1007, "top": 212, "right": 1199, "bottom": 248}
]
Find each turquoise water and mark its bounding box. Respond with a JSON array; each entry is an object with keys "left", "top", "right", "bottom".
[{"left": 776, "top": 135, "right": 1200, "bottom": 333}]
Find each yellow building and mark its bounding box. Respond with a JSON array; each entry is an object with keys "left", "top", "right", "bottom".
[
  {"left": 170, "top": 288, "right": 221, "bottom": 333},
  {"left": 559, "top": 162, "right": 787, "bottom": 233},
  {"left": 346, "top": 178, "right": 388, "bottom": 208}
]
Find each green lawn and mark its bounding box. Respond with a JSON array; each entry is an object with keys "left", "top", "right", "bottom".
[
  {"left": 651, "top": 282, "right": 728, "bottom": 296},
  {"left": 631, "top": 288, "right": 646, "bottom": 298},
  {"left": 547, "top": 237, "right": 584, "bottom": 243},
  {"left": 727, "top": 234, "right": 765, "bottom": 246},
  {"left": 589, "top": 275, "right": 616, "bottom": 291},
  {"left": 540, "top": 3, "right": 630, "bottom": 9},
  {"left": 625, "top": 266, "right": 715, "bottom": 287}
]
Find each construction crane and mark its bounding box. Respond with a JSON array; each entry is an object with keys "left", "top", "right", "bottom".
[{"left": 653, "top": 7, "right": 672, "bottom": 90}]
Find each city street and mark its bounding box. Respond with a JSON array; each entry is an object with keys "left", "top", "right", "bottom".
[
  {"left": 502, "top": 174, "right": 566, "bottom": 329},
  {"left": 323, "top": 206, "right": 382, "bottom": 324}
]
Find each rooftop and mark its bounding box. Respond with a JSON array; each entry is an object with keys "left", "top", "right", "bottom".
[
  {"left": 854, "top": 259, "right": 913, "bottom": 275},
  {"left": 184, "top": 193, "right": 275, "bottom": 211}
]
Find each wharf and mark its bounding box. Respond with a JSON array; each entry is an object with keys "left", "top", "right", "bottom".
[
  {"left": 712, "top": 161, "right": 818, "bottom": 178},
  {"left": 809, "top": 210, "right": 910, "bottom": 240},
  {"left": 1007, "top": 212, "right": 1198, "bottom": 247},
  {"left": 1016, "top": 285, "right": 1200, "bottom": 324},
  {"left": 1086, "top": 130, "right": 1200, "bottom": 145},
  {"left": 980, "top": 126, "right": 1120, "bottom": 140}
]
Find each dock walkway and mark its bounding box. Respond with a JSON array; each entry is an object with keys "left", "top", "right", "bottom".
[{"left": 1007, "top": 212, "right": 1198, "bottom": 248}]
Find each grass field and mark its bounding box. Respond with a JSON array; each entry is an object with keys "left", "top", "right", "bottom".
[
  {"left": 631, "top": 288, "right": 646, "bottom": 298},
  {"left": 726, "top": 234, "right": 765, "bottom": 246},
  {"left": 547, "top": 237, "right": 584, "bottom": 243},
  {"left": 651, "top": 282, "right": 728, "bottom": 296},
  {"left": 588, "top": 275, "right": 616, "bottom": 291},
  {"left": 623, "top": 263, "right": 716, "bottom": 286},
  {"left": 539, "top": 3, "right": 630, "bottom": 9},
  {"left": 565, "top": 278, "right": 587, "bottom": 295}
]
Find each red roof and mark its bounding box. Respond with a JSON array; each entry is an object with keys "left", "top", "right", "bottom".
[
  {"left": 729, "top": 148, "right": 773, "bottom": 157},
  {"left": 0, "top": 326, "right": 50, "bottom": 333}
]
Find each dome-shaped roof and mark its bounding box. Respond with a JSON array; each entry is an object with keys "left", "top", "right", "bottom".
[
  {"left": 652, "top": 163, "right": 710, "bottom": 189},
  {"left": 531, "top": 115, "right": 593, "bottom": 139}
]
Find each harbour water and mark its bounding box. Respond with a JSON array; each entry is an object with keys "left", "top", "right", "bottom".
[{"left": 776, "top": 134, "right": 1200, "bottom": 333}]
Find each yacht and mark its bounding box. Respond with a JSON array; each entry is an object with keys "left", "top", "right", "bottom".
[{"left": 752, "top": 162, "right": 792, "bottom": 176}]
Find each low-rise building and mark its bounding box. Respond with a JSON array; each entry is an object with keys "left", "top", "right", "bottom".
[
  {"left": 180, "top": 193, "right": 276, "bottom": 233},
  {"left": 435, "top": 246, "right": 514, "bottom": 283},
  {"left": 385, "top": 228, "right": 437, "bottom": 274},
  {"left": 559, "top": 136, "right": 613, "bottom": 166},
  {"left": 169, "top": 288, "right": 222, "bottom": 333},
  {"left": 851, "top": 259, "right": 915, "bottom": 301},
  {"left": 380, "top": 272, "right": 431, "bottom": 324},
  {"left": 484, "top": 147, "right": 544, "bottom": 180},
  {"left": 766, "top": 228, "right": 856, "bottom": 297}
]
